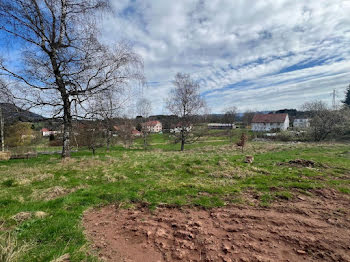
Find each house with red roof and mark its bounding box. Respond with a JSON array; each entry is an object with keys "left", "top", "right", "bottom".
[
  {"left": 251, "top": 113, "right": 289, "bottom": 132},
  {"left": 142, "top": 120, "right": 162, "bottom": 133},
  {"left": 41, "top": 128, "right": 60, "bottom": 137}
]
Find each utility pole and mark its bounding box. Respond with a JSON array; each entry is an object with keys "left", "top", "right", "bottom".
[
  {"left": 332, "top": 89, "right": 336, "bottom": 110},
  {"left": 0, "top": 106, "right": 4, "bottom": 152}
]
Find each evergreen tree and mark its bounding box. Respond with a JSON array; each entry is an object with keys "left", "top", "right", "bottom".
[{"left": 343, "top": 84, "right": 350, "bottom": 108}]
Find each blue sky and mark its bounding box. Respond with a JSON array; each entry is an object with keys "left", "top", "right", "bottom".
[
  {"left": 1, "top": 1, "right": 349, "bottom": 116},
  {"left": 100, "top": 0, "right": 350, "bottom": 115}
]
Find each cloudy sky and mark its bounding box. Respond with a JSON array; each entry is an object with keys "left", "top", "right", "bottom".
[{"left": 100, "top": 0, "right": 350, "bottom": 115}]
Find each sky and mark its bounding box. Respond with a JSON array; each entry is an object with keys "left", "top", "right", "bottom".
[{"left": 100, "top": 0, "right": 350, "bottom": 115}]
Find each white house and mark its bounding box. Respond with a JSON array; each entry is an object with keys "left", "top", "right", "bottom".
[
  {"left": 41, "top": 128, "right": 60, "bottom": 137},
  {"left": 142, "top": 121, "right": 162, "bottom": 133},
  {"left": 170, "top": 123, "right": 192, "bottom": 133},
  {"left": 293, "top": 118, "right": 310, "bottom": 129},
  {"left": 251, "top": 113, "right": 289, "bottom": 132}
]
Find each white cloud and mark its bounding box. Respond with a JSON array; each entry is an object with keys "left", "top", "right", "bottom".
[{"left": 102, "top": 0, "right": 350, "bottom": 114}]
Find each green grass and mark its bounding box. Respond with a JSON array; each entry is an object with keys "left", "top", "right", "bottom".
[{"left": 0, "top": 140, "right": 349, "bottom": 261}]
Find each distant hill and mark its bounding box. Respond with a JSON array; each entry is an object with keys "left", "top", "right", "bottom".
[{"left": 0, "top": 103, "right": 45, "bottom": 123}]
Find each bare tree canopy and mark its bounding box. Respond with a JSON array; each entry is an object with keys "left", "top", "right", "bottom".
[
  {"left": 302, "top": 100, "right": 349, "bottom": 141},
  {"left": 87, "top": 89, "right": 126, "bottom": 151},
  {"left": 0, "top": 0, "right": 144, "bottom": 157},
  {"left": 242, "top": 110, "right": 255, "bottom": 127},
  {"left": 166, "top": 73, "right": 205, "bottom": 151},
  {"left": 137, "top": 98, "right": 152, "bottom": 119},
  {"left": 0, "top": 79, "right": 12, "bottom": 103},
  {"left": 136, "top": 97, "right": 152, "bottom": 149},
  {"left": 223, "top": 106, "right": 237, "bottom": 124}
]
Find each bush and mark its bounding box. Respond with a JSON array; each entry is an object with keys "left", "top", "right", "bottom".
[
  {"left": 276, "top": 131, "right": 309, "bottom": 142},
  {"left": 276, "top": 131, "right": 295, "bottom": 141},
  {"left": 49, "top": 138, "right": 62, "bottom": 147}
]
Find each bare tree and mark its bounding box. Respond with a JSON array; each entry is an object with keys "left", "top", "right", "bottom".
[
  {"left": 136, "top": 98, "right": 152, "bottom": 149},
  {"left": 242, "top": 110, "right": 255, "bottom": 128},
  {"left": 302, "top": 100, "right": 348, "bottom": 141},
  {"left": 223, "top": 106, "right": 237, "bottom": 124},
  {"left": 166, "top": 73, "right": 205, "bottom": 151},
  {"left": 88, "top": 89, "right": 126, "bottom": 151},
  {"left": 115, "top": 119, "right": 135, "bottom": 148},
  {"left": 0, "top": 79, "right": 13, "bottom": 152},
  {"left": 223, "top": 106, "right": 237, "bottom": 143},
  {"left": 75, "top": 121, "right": 103, "bottom": 155},
  {"left": 0, "top": 0, "right": 143, "bottom": 158}
]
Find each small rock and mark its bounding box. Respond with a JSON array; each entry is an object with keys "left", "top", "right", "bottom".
[
  {"left": 193, "top": 221, "right": 202, "bottom": 227},
  {"left": 297, "top": 250, "right": 306, "bottom": 254},
  {"left": 222, "top": 243, "right": 230, "bottom": 253},
  {"left": 172, "top": 249, "right": 185, "bottom": 260},
  {"left": 297, "top": 196, "right": 306, "bottom": 201},
  {"left": 156, "top": 228, "right": 167, "bottom": 238}
]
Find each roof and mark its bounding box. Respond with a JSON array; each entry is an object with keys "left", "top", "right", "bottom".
[
  {"left": 252, "top": 113, "right": 288, "bottom": 123},
  {"left": 143, "top": 120, "right": 161, "bottom": 127},
  {"left": 132, "top": 130, "right": 141, "bottom": 135},
  {"left": 41, "top": 128, "right": 49, "bottom": 132}
]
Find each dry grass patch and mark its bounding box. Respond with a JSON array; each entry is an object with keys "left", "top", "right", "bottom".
[
  {"left": 0, "top": 232, "right": 32, "bottom": 262},
  {"left": 0, "top": 152, "right": 11, "bottom": 161},
  {"left": 32, "top": 185, "right": 87, "bottom": 201}
]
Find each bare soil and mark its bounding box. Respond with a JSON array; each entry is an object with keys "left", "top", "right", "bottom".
[{"left": 83, "top": 189, "right": 350, "bottom": 262}]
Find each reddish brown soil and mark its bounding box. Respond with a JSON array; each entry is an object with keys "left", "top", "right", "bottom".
[{"left": 83, "top": 189, "right": 350, "bottom": 262}]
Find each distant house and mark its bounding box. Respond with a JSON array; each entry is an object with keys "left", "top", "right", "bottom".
[
  {"left": 131, "top": 129, "right": 142, "bottom": 137},
  {"left": 208, "top": 123, "right": 235, "bottom": 129},
  {"left": 293, "top": 118, "right": 310, "bottom": 129},
  {"left": 41, "top": 128, "right": 60, "bottom": 137},
  {"left": 251, "top": 113, "right": 289, "bottom": 132},
  {"left": 170, "top": 123, "right": 192, "bottom": 133},
  {"left": 142, "top": 121, "right": 162, "bottom": 133},
  {"left": 113, "top": 125, "right": 141, "bottom": 137}
]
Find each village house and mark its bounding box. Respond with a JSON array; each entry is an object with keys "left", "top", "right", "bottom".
[
  {"left": 142, "top": 120, "right": 162, "bottom": 133},
  {"left": 170, "top": 123, "right": 193, "bottom": 133},
  {"left": 251, "top": 113, "right": 289, "bottom": 132},
  {"left": 41, "top": 128, "right": 60, "bottom": 137},
  {"left": 131, "top": 129, "right": 142, "bottom": 137},
  {"left": 293, "top": 118, "right": 310, "bottom": 129},
  {"left": 113, "top": 125, "right": 141, "bottom": 137}
]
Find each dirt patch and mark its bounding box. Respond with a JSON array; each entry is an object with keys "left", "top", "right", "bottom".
[
  {"left": 278, "top": 159, "right": 318, "bottom": 168},
  {"left": 83, "top": 191, "right": 350, "bottom": 262}
]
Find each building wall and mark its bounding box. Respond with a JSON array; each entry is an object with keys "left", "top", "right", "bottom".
[
  {"left": 252, "top": 117, "right": 289, "bottom": 131},
  {"left": 293, "top": 119, "right": 310, "bottom": 128},
  {"left": 147, "top": 123, "right": 162, "bottom": 133}
]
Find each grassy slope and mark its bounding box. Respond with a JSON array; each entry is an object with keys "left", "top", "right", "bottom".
[{"left": 0, "top": 137, "right": 349, "bottom": 261}]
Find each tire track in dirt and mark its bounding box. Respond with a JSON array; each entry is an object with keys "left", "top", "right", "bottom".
[{"left": 83, "top": 189, "right": 350, "bottom": 262}]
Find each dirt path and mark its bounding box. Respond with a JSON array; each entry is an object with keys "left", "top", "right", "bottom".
[{"left": 83, "top": 189, "right": 350, "bottom": 262}]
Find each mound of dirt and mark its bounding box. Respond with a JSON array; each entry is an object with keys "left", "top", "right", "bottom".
[
  {"left": 278, "top": 159, "right": 316, "bottom": 168},
  {"left": 83, "top": 190, "right": 350, "bottom": 262}
]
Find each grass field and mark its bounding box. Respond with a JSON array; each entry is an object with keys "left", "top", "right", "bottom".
[{"left": 0, "top": 134, "right": 349, "bottom": 261}]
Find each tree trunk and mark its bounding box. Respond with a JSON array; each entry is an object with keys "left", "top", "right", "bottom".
[
  {"left": 61, "top": 95, "right": 72, "bottom": 158},
  {"left": 180, "top": 129, "right": 185, "bottom": 151},
  {"left": 143, "top": 133, "right": 147, "bottom": 150},
  {"left": 106, "top": 130, "right": 111, "bottom": 151},
  {"left": 0, "top": 107, "right": 4, "bottom": 152}
]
